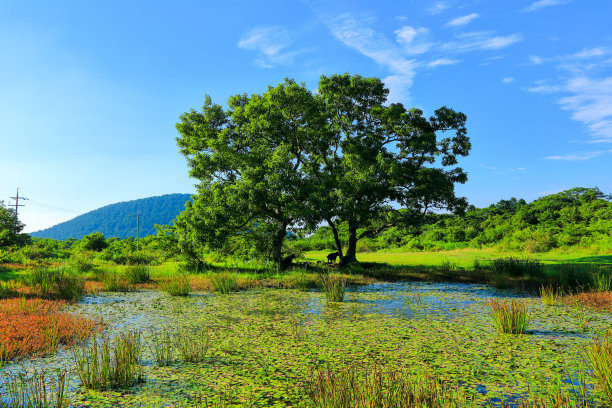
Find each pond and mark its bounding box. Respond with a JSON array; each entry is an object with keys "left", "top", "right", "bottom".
[{"left": 1, "top": 282, "right": 610, "bottom": 407}]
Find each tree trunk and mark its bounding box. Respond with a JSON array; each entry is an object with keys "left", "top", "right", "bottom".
[
  {"left": 272, "top": 221, "right": 288, "bottom": 264},
  {"left": 341, "top": 223, "right": 358, "bottom": 265},
  {"left": 326, "top": 218, "right": 344, "bottom": 260}
]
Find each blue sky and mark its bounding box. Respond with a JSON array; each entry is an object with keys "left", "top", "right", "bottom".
[{"left": 1, "top": 0, "right": 610, "bottom": 232}]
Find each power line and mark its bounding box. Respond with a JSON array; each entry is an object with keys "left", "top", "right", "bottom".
[{"left": 9, "top": 188, "right": 28, "bottom": 216}]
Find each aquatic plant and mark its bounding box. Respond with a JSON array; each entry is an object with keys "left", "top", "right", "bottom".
[
  {"left": 124, "top": 265, "right": 150, "bottom": 284},
  {"left": 3, "top": 370, "right": 67, "bottom": 408},
  {"left": 210, "top": 271, "right": 238, "bottom": 294},
  {"left": 100, "top": 268, "right": 133, "bottom": 292},
  {"left": 540, "top": 285, "right": 561, "bottom": 306},
  {"left": 317, "top": 273, "right": 346, "bottom": 303},
  {"left": 25, "top": 267, "right": 61, "bottom": 296},
  {"left": 150, "top": 329, "right": 174, "bottom": 366},
  {"left": 556, "top": 263, "right": 594, "bottom": 290},
  {"left": 307, "top": 364, "right": 473, "bottom": 407},
  {"left": 487, "top": 298, "right": 530, "bottom": 334},
  {"left": 591, "top": 271, "right": 612, "bottom": 292},
  {"left": 161, "top": 272, "right": 190, "bottom": 296},
  {"left": 0, "top": 280, "right": 17, "bottom": 299},
  {"left": 54, "top": 270, "right": 86, "bottom": 302},
  {"left": 174, "top": 326, "right": 210, "bottom": 363},
  {"left": 288, "top": 272, "right": 317, "bottom": 291},
  {"left": 491, "top": 258, "right": 544, "bottom": 278},
  {"left": 73, "top": 331, "right": 144, "bottom": 390},
  {"left": 585, "top": 330, "right": 612, "bottom": 403}
]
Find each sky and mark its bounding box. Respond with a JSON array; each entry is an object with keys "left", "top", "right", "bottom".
[{"left": 1, "top": 0, "right": 611, "bottom": 233}]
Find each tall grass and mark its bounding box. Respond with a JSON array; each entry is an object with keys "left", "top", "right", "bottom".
[
  {"left": 99, "top": 268, "right": 133, "bottom": 292},
  {"left": 592, "top": 271, "right": 612, "bottom": 292},
  {"left": 3, "top": 370, "right": 67, "bottom": 408},
  {"left": 540, "top": 285, "right": 562, "bottom": 306},
  {"left": 491, "top": 258, "right": 544, "bottom": 278},
  {"left": 307, "top": 364, "right": 473, "bottom": 407},
  {"left": 73, "top": 331, "right": 144, "bottom": 390},
  {"left": 150, "top": 330, "right": 174, "bottom": 366},
  {"left": 317, "top": 273, "right": 346, "bottom": 303},
  {"left": 54, "top": 271, "right": 86, "bottom": 302},
  {"left": 487, "top": 298, "right": 530, "bottom": 334},
  {"left": 584, "top": 330, "right": 612, "bottom": 403},
  {"left": 160, "top": 273, "right": 190, "bottom": 296},
  {"left": 555, "top": 263, "right": 594, "bottom": 290},
  {"left": 124, "top": 265, "right": 150, "bottom": 284},
  {"left": 210, "top": 272, "right": 238, "bottom": 294},
  {"left": 174, "top": 326, "right": 210, "bottom": 363}
]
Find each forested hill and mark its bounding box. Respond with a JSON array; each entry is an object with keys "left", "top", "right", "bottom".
[{"left": 29, "top": 194, "right": 192, "bottom": 240}]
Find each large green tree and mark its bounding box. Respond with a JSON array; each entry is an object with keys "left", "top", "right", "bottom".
[
  {"left": 0, "top": 201, "right": 30, "bottom": 248},
  {"left": 173, "top": 74, "right": 470, "bottom": 266},
  {"left": 307, "top": 74, "right": 470, "bottom": 263},
  {"left": 174, "top": 79, "right": 321, "bottom": 266}
]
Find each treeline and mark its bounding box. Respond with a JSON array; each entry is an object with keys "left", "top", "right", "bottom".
[{"left": 290, "top": 188, "right": 612, "bottom": 253}]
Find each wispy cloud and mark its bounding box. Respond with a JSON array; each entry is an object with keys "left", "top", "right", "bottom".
[
  {"left": 441, "top": 32, "right": 523, "bottom": 53},
  {"left": 446, "top": 13, "right": 479, "bottom": 27},
  {"left": 502, "top": 77, "right": 514, "bottom": 84},
  {"left": 428, "top": 2, "right": 450, "bottom": 14},
  {"left": 522, "top": 0, "right": 573, "bottom": 13},
  {"left": 544, "top": 149, "right": 612, "bottom": 160},
  {"left": 394, "top": 26, "right": 433, "bottom": 55},
  {"left": 527, "top": 48, "right": 612, "bottom": 142},
  {"left": 238, "top": 26, "right": 302, "bottom": 68},
  {"left": 428, "top": 58, "right": 461, "bottom": 67}
]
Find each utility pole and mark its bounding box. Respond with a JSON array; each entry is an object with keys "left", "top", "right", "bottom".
[{"left": 9, "top": 188, "right": 28, "bottom": 216}]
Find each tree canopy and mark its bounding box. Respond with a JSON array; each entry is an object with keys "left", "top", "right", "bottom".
[
  {"left": 0, "top": 201, "right": 30, "bottom": 248},
  {"left": 172, "top": 74, "right": 471, "bottom": 266}
]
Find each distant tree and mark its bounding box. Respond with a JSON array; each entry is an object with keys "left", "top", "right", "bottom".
[
  {"left": 0, "top": 201, "right": 30, "bottom": 248},
  {"left": 80, "top": 232, "right": 108, "bottom": 251}
]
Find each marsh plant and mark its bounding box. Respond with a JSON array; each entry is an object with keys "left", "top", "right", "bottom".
[
  {"left": 439, "top": 259, "right": 459, "bottom": 273},
  {"left": 124, "top": 265, "right": 150, "bottom": 284},
  {"left": 317, "top": 273, "right": 346, "bottom": 303},
  {"left": 161, "top": 272, "right": 190, "bottom": 296},
  {"left": 3, "top": 370, "right": 67, "bottom": 408},
  {"left": 491, "top": 258, "right": 544, "bottom": 278},
  {"left": 210, "top": 271, "right": 238, "bottom": 294},
  {"left": 540, "top": 285, "right": 562, "bottom": 306},
  {"left": 591, "top": 271, "right": 612, "bottom": 292},
  {"left": 487, "top": 298, "right": 530, "bottom": 334},
  {"left": 556, "top": 263, "right": 594, "bottom": 290},
  {"left": 308, "top": 364, "right": 473, "bottom": 408},
  {"left": 585, "top": 330, "right": 612, "bottom": 403},
  {"left": 289, "top": 272, "right": 317, "bottom": 291},
  {"left": 54, "top": 271, "right": 85, "bottom": 302},
  {"left": 0, "top": 280, "right": 17, "bottom": 299},
  {"left": 174, "top": 326, "right": 210, "bottom": 363},
  {"left": 73, "top": 331, "right": 144, "bottom": 390},
  {"left": 150, "top": 329, "right": 174, "bottom": 366},
  {"left": 100, "top": 268, "right": 133, "bottom": 292}
]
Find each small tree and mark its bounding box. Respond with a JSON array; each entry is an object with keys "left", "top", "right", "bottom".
[
  {"left": 80, "top": 232, "right": 108, "bottom": 251},
  {"left": 0, "top": 201, "right": 30, "bottom": 248}
]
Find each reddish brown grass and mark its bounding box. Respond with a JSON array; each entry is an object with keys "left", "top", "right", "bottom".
[
  {"left": 564, "top": 291, "right": 612, "bottom": 311},
  {"left": 0, "top": 297, "right": 101, "bottom": 361}
]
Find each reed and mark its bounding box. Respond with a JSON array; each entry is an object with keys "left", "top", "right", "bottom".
[
  {"left": 210, "top": 271, "right": 238, "bottom": 294},
  {"left": 307, "top": 364, "right": 472, "bottom": 407},
  {"left": 150, "top": 329, "right": 174, "bottom": 366},
  {"left": 73, "top": 331, "right": 144, "bottom": 390},
  {"left": 584, "top": 330, "right": 612, "bottom": 403},
  {"left": 161, "top": 272, "right": 190, "bottom": 296},
  {"left": 174, "top": 326, "right": 210, "bottom": 363},
  {"left": 100, "top": 268, "right": 133, "bottom": 292},
  {"left": 592, "top": 271, "right": 612, "bottom": 292},
  {"left": 3, "top": 370, "right": 67, "bottom": 408},
  {"left": 491, "top": 258, "right": 544, "bottom": 278},
  {"left": 540, "top": 285, "right": 561, "bottom": 306},
  {"left": 317, "top": 273, "right": 346, "bottom": 303},
  {"left": 487, "top": 298, "right": 530, "bottom": 334},
  {"left": 124, "top": 265, "right": 150, "bottom": 284},
  {"left": 54, "top": 271, "right": 86, "bottom": 302}
]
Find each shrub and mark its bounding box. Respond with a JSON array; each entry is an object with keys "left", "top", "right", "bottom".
[
  {"left": 124, "top": 265, "right": 150, "bottom": 284},
  {"left": 317, "top": 273, "right": 346, "bottom": 303},
  {"left": 160, "top": 273, "right": 190, "bottom": 296},
  {"left": 487, "top": 298, "right": 529, "bottom": 334},
  {"left": 73, "top": 331, "right": 144, "bottom": 390},
  {"left": 71, "top": 255, "right": 96, "bottom": 273},
  {"left": 210, "top": 272, "right": 238, "bottom": 294}
]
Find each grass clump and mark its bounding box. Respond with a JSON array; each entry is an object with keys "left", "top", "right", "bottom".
[
  {"left": 210, "top": 271, "right": 238, "bottom": 294},
  {"left": 73, "top": 331, "right": 145, "bottom": 390},
  {"left": 317, "top": 273, "right": 346, "bottom": 303},
  {"left": 174, "top": 326, "right": 210, "bottom": 363},
  {"left": 592, "top": 271, "right": 612, "bottom": 292},
  {"left": 124, "top": 265, "right": 150, "bottom": 284},
  {"left": 3, "top": 370, "right": 68, "bottom": 408},
  {"left": 540, "top": 284, "right": 562, "bottom": 306},
  {"left": 585, "top": 330, "right": 612, "bottom": 403},
  {"left": 54, "top": 271, "right": 86, "bottom": 302},
  {"left": 99, "top": 268, "right": 133, "bottom": 292},
  {"left": 491, "top": 257, "right": 544, "bottom": 278},
  {"left": 160, "top": 272, "right": 190, "bottom": 296},
  {"left": 150, "top": 330, "right": 174, "bottom": 366},
  {"left": 308, "top": 364, "right": 472, "bottom": 407},
  {"left": 487, "top": 298, "right": 530, "bottom": 334}
]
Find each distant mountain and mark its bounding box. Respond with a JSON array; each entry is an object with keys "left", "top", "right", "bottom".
[{"left": 30, "top": 194, "right": 192, "bottom": 240}]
